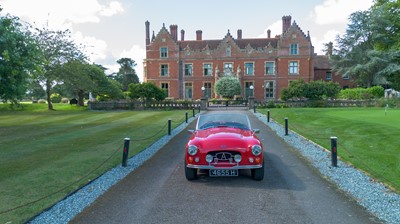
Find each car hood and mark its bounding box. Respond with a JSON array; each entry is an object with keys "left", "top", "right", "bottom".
[{"left": 191, "top": 128, "right": 259, "bottom": 150}]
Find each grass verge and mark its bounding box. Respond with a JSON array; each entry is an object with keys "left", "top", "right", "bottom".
[
  {"left": 0, "top": 103, "right": 195, "bottom": 223},
  {"left": 258, "top": 107, "right": 400, "bottom": 193}
]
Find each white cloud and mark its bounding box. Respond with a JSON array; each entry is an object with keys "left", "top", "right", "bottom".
[
  {"left": 312, "top": 29, "right": 341, "bottom": 54},
  {"left": 258, "top": 20, "right": 281, "bottom": 38},
  {"left": 73, "top": 32, "right": 108, "bottom": 62},
  {"left": 119, "top": 45, "right": 146, "bottom": 82},
  {"left": 1, "top": 0, "right": 124, "bottom": 30},
  {"left": 310, "top": 0, "right": 373, "bottom": 25},
  {"left": 99, "top": 1, "right": 124, "bottom": 17}
]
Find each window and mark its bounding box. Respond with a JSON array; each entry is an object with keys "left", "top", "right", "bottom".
[
  {"left": 290, "top": 43, "right": 298, "bottom": 55},
  {"left": 160, "top": 64, "right": 169, "bottom": 76},
  {"left": 184, "top": 64, "right": 193, "bottom": 76},
  {"left": 203, "top": 63, "right": 212, "bottom": 76},
  {"left": 265, "top": 62, "right": 275, "bottom": 75},
  {"left": 245, "top": 63, "right": 254, "bottom": 75},
  {"left": 160, "top": 47, "right": 168, "bottom": 58},
  {"left": 326, "top": 71, "right": 332, "bottom": 80},
  {"left": 161, "top": 83, "right": 169, "bottom": 97},
  {"left": 289, "top": 61, "right": 299, "bottom": 75},
  {"left": 265, "top": 81, "right": 274, "bottom": 98},
  {"left": 203, "top": 82, "right": 212, "bottom": 98},
  {"left": 245, "top": 82, "right": 254, "bottom": 98},
  {"left": 224, "top": 63, "right": 233, "bottom": 76},
  {"left": 184, "top": 83, "right": 193, "bottom": 99},
  {"left": 226, "top": 46, "right": 231, "bottom": 57}
]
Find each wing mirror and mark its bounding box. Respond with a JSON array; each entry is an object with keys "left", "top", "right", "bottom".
[{"left": 252, "top": 129, "right": 260, "bottom": 134}]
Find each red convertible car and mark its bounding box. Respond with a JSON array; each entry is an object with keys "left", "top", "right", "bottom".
[{"left": 185, "top": 113, "right": 264, "bottom": 181}]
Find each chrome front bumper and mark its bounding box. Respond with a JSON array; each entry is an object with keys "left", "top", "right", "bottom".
[{"left": 186, "top": 164, "right": 262, "bottom": 169}]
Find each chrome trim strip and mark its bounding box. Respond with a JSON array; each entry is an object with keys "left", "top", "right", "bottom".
[{"left": 186, "top": 164, "right": 262, "bottom": 169}]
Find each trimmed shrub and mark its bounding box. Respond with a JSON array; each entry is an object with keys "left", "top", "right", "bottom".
[
  {"left": 61, "top": 98, "right": 69, "bottom": 103},
  {"left": 367, "top": 86, "right": 384, "bottom": 98},
  {"left": 339, "top": 86, "right": 384, "bottom": 100},
  {"left": 50, "top": 93, "right": 62, "bottom": 103},
  {"left": 38, "top": 99, "right": 47, "bottom": 104}
]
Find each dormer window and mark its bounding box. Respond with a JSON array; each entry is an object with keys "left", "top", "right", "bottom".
[
  {"left": 226, "top": 46, "right": 231, "bottom": 57},
  {"left": 290, "top": 43, "right": 298, "bottom": 55},
  {"left": 160, "top": 47, "right": 168, "bottom": 58}
]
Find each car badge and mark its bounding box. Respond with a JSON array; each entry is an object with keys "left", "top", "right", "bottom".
[
  {"left": 220, "top": 145, "right": 227, "bottom": 149},
  {"left": 221, "top": 153, "right": 227, "bottom": 160}
]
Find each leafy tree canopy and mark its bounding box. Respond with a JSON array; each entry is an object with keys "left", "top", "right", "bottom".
[
  {"left": 112, "top": 57, "right": 139, "bottom": 91},
  {"left": 214, "top": 77, "right": 241, "bottom": 98},
  {"left": 0, "top": 15, "right": 39, "bottom": 103},
  {"left": 330, "top": 0, "right": 400, "bottom": 89}
]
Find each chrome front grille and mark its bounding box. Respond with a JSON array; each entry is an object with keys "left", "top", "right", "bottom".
[{"left": 208, "top": 151, "right": 240, "bottom": 164}]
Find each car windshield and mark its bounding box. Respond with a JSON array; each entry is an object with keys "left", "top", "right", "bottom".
[{"left": 197, "top": 114, "right": 251, "bottom": 130}]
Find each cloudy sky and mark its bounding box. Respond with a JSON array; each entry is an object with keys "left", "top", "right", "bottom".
[{"left": 1, "top": 0, "right": 373, "bottom": 81}]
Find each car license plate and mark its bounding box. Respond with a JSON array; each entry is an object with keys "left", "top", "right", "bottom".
[{"left": 209, "top": 169, "right": 238, "bottom": 177}]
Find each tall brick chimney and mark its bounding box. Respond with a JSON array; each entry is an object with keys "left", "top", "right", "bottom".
[
  {"left": 237, "top": 29, "right": 242, "bottom": 39},
  {"left": 181, "top": 29, "right": 185, "bottom": 41},
  {"left": 196, "top": 30, "right": 202, "bottom": 41},
  {"left": 145, "top": 21, "right": 150, "bottom": 46},
  {"left": 282, "top": 15, "right": 292, "bottom": 34},
  {"left": 169, "top": 25, "right": 178, "bottom": 41}
]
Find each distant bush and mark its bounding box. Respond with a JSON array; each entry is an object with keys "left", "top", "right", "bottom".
[
  {"left": 38, "top": 99, "right": 47, "bottom": 104},
  {"left": 339, "top": 86, "right": 384, "bottom": 100},
  {"left": 50, "top": 93, "right": 62, "bottom": 103},
  {"left": 281, "top": 79, "right": 340, "bottom": 101},
  {"left": 61, "top": 98, "right": 69, "bottom": 103},
  {"left": 367, "top": 86, "right": 384, "bottom": 98}
]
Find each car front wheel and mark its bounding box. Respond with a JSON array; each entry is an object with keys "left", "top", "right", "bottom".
[
  {"left": 251, "top": 161, "right": 264, "bottom": 181},
  {"left": 185, "top": 160, "right": 197, "bottom": 180}
]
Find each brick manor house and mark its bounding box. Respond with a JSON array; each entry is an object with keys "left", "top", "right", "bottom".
[{"left": 143, "top": 16, "right": 354, "bottom": 100}]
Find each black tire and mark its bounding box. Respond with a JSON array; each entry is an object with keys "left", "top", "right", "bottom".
[
  {"left": 251, "top": 161, "right": 264, "bottom": 181},
  {"left": 185, "top": 161, "right": 197, "bottom": 180}
]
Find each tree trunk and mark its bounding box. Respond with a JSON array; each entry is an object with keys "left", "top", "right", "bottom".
[
  {"left": 46, "top": 79, "right": 54, "bottom": 110},
  {"left": 77, "top": 90, "right": 85, "bottom": 106}
]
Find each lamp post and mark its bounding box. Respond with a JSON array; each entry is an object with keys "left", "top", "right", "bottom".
[
  {"left": 249, "top": 85, "right": 254, "bottom": 97},
  {"left": 201, "top": 86, "right": 205, "bottom": 98}
]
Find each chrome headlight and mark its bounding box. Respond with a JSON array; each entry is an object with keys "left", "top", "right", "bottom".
[
  {"left": 206, "top": 154, "right": 213, "bottom": 163},
  {"left": 187, "top": 145, "right": 198, "bottom": 156},
  {"left": 251, "top": 145, "right": 262, "bottom": 156},
  {"left": 234, "top": 154, "right": 242, "bottom": 162}
]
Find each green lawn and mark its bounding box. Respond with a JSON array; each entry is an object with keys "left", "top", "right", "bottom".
[
  {"left": 258, "top": 107, "right": 400, "bottom": 193},
  {"left": 0, "top": 103, "right": 194, "bottom": 223}
]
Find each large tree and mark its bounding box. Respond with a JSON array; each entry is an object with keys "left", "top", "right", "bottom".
[
  {"left": 33, "top": 26, "right": 86, "bottom": 110},
  {"left": 113, "top": 57, "right": 139, "bottom": 91},
  {"left": 330, "top": 10, "right": 380, "bottom": 87},
  {"left": 59, "top": 60, "right": 123, "bottom": 105},
  {"left": 330, "top": 0, "right": 400, "bottom": 89},
  {"left": 369, "top": 0, "right": 400, "bottom": 89},
  {"left": 0, "top": 14, "right": 39, "bottom": 103}
]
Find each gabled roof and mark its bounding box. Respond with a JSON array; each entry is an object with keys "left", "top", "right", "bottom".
[
  {"left": 177, "top": 38, "right": 278, "bottom": 51},
  {"left": 314, "top": 55, "right": 332, "bottom": 69}
]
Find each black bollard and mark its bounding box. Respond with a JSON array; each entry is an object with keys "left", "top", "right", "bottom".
[
  {"left": 192, "top": 108, "right": 195, "bottom": 117},
  {"left": 122, "top": 138, "right": 130, "bottom": 167},
  {"left": 185, "top": 112, "right": 188, "bottom": 123},
  {"left": 253, "top": 105, "right": 256, "bottom": 113},
  {"left": 198, "top": 105, "right": 200, "bottom": 113},
  {"left": 168, "top": 119, "right": 171, "bottom": 135},
  {"left": 331, "top": 137, "right": 338, "bottom": 167},
  {"left": 285, "top": 117, "right": 288, "bottom": 136},
  {"left": 267, "top": 110, "right": 270, "bottom": 122}
]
